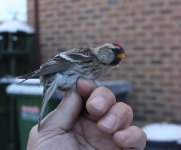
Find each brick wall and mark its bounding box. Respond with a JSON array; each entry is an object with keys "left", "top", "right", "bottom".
[{"left": 28, "top": 0, "right": 181, "bottom": 124}]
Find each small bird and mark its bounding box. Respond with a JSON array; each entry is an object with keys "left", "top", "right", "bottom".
[{"left": 20, "top": 43, "right": 125, "bottom": 130}]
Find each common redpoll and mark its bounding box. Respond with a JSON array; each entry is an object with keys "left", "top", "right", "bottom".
[{"left": 20, "top": 43, "right": 125, "bottom": 129}]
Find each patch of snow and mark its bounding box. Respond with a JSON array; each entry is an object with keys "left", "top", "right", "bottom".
[
  {"left": 0, "top": 77, "right": 40, "bottom": 84},
  {"left": 0, "top": 19, "right": 34, "bottom": 33},
  {"left": 6, "top": 84, "right": 43, "bottom": 95},
  {"left": 17, "top": 79, "right": 40, "bottom": 84},
  {"left": 143, "top": 123, "right": 181, "bottom": 144}
]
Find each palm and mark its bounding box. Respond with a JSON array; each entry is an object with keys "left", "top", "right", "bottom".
[{"left": 38, "top": 116, "right": 121, "bottom": 150}]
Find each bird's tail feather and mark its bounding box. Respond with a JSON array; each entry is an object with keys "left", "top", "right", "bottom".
[
  {"left": 38, "top": 81, "right": 57, "bottom": 131},
  {"left": 19, "top": 71, "right": 39, "bottom": 83}
]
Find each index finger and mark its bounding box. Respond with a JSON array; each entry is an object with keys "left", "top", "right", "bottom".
[{"left": 76, "top": 78, "right": 97, "bottom": 99}]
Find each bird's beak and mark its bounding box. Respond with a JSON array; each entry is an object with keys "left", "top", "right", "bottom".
[{"left": 117, "top": 53, "right": 126, "bottom": 59}]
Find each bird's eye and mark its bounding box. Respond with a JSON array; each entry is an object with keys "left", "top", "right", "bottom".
[{"left": 111, "top": 48, "right": 121, "bottom": 53}]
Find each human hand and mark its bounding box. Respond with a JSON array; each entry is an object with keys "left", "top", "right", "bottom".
[{"left": 27, "top": 79, "right": 147, "bottom": 150}]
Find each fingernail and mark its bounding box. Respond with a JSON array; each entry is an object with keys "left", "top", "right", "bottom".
[
  {"left": 90, "top": 96, "right": 106, "bottom": 111},
  {"left": 101, "top": 114, "right": 117, "bottom": 129},
  {"left": 116, "top": 131, "right": 128, "bottom": 142}
]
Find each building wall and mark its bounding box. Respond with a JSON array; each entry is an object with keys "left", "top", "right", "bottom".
[{"left": 28, "top": 0, "right": 181, "bottom": 124}]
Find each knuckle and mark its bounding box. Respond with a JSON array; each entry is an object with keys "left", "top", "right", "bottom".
[
  {"left": 131, "top": 125, "right": 147, "bottom": 140},
  {"left": 117, "top": 102, "right": 133, "bottom": 114},
  {"left": 131, "top": 125, "right": 147, "bottom": 148},
  {"left": 96, "top": 86, "right": 116, "bottom": 101},
  {"left": 29, "top": 125, "right": 38, "bottom": 137},
  {"left": 125, "top": 104, "right": 133, "bottom": 115},
  {"left": 130, "top": 125, "right": 139, "bottom": 131},
  {"left": 115, "top": 102, "right": 133, "bottom": 125},
  {"left": 96, "top": 86, "right": 111, "bottom": 93}
]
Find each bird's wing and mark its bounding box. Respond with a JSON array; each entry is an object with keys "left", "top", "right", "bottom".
[
  {"left": 20, "top": 48, "right": 95, "bottom": 80},
  {"left": 20, "top": 56, "right": 72, "bottom": 80},
  {"left": 39, "top": 57, "right": 72, "bottom": 76},
  {"left": 39, "top": 48, "right": 96, "bottom": 75},
  {"left": 67, "top": 47, "right": 95, "bottom": 62}
]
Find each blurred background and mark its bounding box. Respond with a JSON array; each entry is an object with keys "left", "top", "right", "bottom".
[{"left": 0, "top": 0, "right": 181, "bottom": 149}]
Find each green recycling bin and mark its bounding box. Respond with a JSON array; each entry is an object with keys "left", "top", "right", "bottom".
[
  {"left": 6, "top": 79, "right": 62, "bottom": 150},
  {"left": 0, "top": 78, "right": 11, "bottom": 150}
]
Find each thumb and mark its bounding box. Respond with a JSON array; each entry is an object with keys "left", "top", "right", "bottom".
[{"left": 40, "top": 90, "right": 82, "bottom": 131}]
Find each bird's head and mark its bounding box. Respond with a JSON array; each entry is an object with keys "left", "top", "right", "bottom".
[{"left": 94, "top": 43, "right": 126, "bottom": 65}]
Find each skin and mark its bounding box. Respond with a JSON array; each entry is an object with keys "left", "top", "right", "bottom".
[{"left": 27, "top": 79, "right": 147, "bottom": 150}]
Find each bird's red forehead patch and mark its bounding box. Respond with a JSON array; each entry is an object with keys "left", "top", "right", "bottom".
[{"left": 112, "top": 43, "right": 121, "bottom": 47}]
